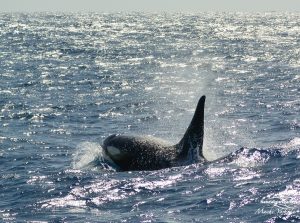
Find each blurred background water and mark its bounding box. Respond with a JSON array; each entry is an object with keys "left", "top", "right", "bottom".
[{"left": 0, "top": 12, "right": 299, "bottom": 222}]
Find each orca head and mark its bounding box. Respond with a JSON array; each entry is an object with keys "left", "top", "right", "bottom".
[{"left": 103, "top": 134, "right": 128, "bottom": 162}]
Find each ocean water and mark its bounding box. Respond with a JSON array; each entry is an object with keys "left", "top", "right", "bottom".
[{"left": 0, "top": 12, "right": 299, "bottom": 222}]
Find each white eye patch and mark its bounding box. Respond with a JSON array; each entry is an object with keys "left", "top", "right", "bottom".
[{"left": 107, "top": 146, "right": 123, "bottom": 160}]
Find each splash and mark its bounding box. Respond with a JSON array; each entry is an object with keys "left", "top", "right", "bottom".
[
  {"left": 283, "top": 137, "right": 300, "bottom": 151},
  {"left": 72, "top": 142, "right": 110, "bottom": 170}
]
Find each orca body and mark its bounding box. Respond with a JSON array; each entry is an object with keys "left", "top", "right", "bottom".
[{"left": 102, "top": 96, "right": 206, "bottom": 171}]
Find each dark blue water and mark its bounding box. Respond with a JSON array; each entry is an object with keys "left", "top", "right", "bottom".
[{"left": 0, "top": 12, "right": 299, "bottom": 222}]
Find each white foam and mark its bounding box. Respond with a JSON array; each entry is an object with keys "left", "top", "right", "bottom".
[
  {"left": 72, "top": 142, "right": 103, "bottom": 169},
  {"left": 283, "top": 137, "right": 300, "bottom": 150}
]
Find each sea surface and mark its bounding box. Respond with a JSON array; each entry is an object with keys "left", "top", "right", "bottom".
[{"left": 0, "top": 12, "right": 300, "bottom": 222}]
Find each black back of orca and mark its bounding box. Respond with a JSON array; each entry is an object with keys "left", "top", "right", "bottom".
[
  {"left": 103, "top": 135, "right": 176, "bottom": 171},
  {"left": 102, "top": 95, "right": 206, "bottom": 171}
]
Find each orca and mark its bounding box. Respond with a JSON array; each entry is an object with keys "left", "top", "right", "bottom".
[{"left": 102, "top": 96, "right": 206, "bottom": 171}]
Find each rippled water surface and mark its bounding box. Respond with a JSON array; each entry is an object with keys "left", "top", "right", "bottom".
[{"left": 0, "top": 12, "right": 300, "bottom": 222}]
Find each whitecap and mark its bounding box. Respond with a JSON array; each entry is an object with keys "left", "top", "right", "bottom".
[{"left": 283, "top": 137, "right": 300, "bottom": 150}]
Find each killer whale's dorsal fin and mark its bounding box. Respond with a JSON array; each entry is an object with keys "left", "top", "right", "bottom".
[{"left": 176, "top": 95, "right": 206, "bottom": 161}]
